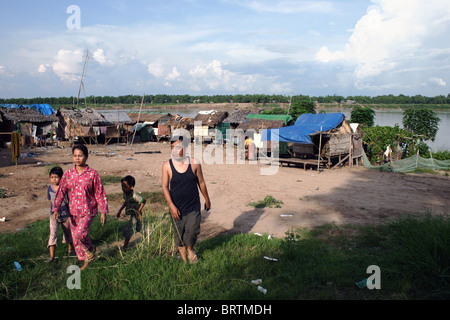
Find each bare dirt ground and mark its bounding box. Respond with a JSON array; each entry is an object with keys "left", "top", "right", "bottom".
[{"left": 1, "top": 141, "right": 449, "bottom": 239}]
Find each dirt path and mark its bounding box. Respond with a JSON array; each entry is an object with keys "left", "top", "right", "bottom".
[{"left": 1, "top": 142, "right": 449, "bottom": 239}]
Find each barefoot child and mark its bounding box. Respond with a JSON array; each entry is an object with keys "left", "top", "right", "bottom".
[
  {"left": 116, "top": 175, "right": 146, "bottom": 250},
  {"left": 47, "top": 166, "right": 74, "bottom": 262}
]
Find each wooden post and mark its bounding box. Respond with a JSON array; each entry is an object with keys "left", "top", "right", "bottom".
[
  {"left": 131, "top": 94, "right": 145, "bottom": 146},
  {"left": 349, "top": 134, "right": 353, "bottom": 167},
  {"left": 317, "top": 126, "right": 322, "bottom": 172},
  {"left": 430, "top": 150, "right": 435, "bottom": 170},
  {"left": 416, "top": 149, "right": 420, "bottom": 169}
]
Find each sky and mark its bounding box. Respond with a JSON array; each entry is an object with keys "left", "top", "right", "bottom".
[{"left": 1, "top": 0, "right": 450, "bottom": 99}]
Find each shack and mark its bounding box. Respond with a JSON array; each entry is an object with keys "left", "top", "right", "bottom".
[
  {"left": 262, "top": 113, "right": 361, "bottom": 169},
  {"left": 57, "top": 107, "right": 108, "bottom": 145},
  {"left": 166, "top": 115, "right": 195, "bottom": 141},
  {"left": 237, "top": 114, "right": 292, "bottom": 150},
  {"left": 127, "top": 111, "right": 170, "bottom": 142},
  {"left": 0, "top": 104, "right": 58, "bottom": 147},
  {"left": 156, "top": 114, "right": 173, "bottom": 141},
  {"left": 98, "top": 111, "right": 133, "bottom": 144},
  {"left": 193, "top": 110, "right": 228, "bottom": 143},
  {"left": 222, "top": 109, "right": 255, "bottom": 129}
]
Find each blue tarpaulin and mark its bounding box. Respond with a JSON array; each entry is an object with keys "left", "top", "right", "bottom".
[
  {"left": 31, "top": 104, "right": 55, "bottom": 116},
  {"left": 0, "top": 104, "right": 55, "bottom": 115},
  {"left": 262, "top": 113, "right": 345, "bottom": 144}
]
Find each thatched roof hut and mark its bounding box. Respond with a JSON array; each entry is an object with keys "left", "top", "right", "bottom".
[
  {"left": 57, "top": 108, "right": 108, "bottom": 126},
  {"left": 236, "top": 118, "right": 286, "bottom": 131},
  {"left": 193, "top": 110, "right": 228, "bottom": 127},
  {"left": 56, "top": 108, "right": 108, "bottom": 142},
  {"left": 0, "top": 106, "right": 58, "bottom": 123},
  {"left": 0, "top": 106, "right": 59, "bottom": 146},
  {"left": 166, "top": 114, "right": 195, "bottom": 129},
  {"left": 222, "top": 109, "right": 255, "bottom": 125}
]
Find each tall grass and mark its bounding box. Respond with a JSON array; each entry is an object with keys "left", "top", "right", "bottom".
[
  {"left": 1, "top": 212, "right": 448, "bottom": 300},
  {"left": 382, "top": 214, "right": 450, "bottom": 298}
]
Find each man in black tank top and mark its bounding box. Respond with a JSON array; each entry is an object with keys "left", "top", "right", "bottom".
[{"left": 162, "top": 134, "right": 211, "bottom": 264}]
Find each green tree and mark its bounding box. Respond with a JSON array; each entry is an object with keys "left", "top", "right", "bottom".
[
  {"left": 288, "top": 98, "right": 315, "bottom": 121},
  {"left": 350, "top": 105, "right": 375, "bottom": 127},
  {"left": 402, "top": 108, "right": 440, "bottom": 142},
  {"left": 362, "top": 125, "right": 417, "bottom": 163}
]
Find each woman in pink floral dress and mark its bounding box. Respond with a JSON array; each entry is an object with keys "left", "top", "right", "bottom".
[{"left": 52, "top": 144, "right": 109, "bottom": 270}]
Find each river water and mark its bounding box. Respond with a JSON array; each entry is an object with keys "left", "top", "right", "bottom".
[{"left": 99, "top": 107, "right": 449, "bottom": 152}]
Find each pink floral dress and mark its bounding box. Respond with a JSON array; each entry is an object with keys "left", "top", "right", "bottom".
[{"left": 53, "top": 165, "right": 109, "bottom": 261}]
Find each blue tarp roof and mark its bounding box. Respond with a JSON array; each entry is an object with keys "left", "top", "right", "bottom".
[
  {"left": 0, "top": 104, "right": 55, "bottom": 116},
  {"left": 262, "top": 113, "right": 345, "bottom": 144}
]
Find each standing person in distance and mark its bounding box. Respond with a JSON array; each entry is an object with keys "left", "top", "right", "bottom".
[
  {"left": 52, "top": 144, "right": 109, "bottom": 270},
  {"left": 161, "top": 132, "right": 211, "bottom": 264}
]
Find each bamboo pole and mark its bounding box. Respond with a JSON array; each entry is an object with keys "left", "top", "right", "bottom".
[
  {"left": 286, "top": 95, "right": 292, "bottom": 115},
  {"left": 131, "top": 94, "right": 145, "bottom": 146},
  {"left": 77, "top": 50, "right": 89, "bottom": 108}
]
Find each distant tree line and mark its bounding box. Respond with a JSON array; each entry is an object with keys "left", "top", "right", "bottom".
[{"left": 2, "top": 93, "right": 450, "bottom": 106}]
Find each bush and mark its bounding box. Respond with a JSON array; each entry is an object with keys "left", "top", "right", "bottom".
[
  {"left": 350, "top": 106, "right": 375, "bottom": 127},
  {"left": 248, "top": 195, "right": 283, "bottom": 208}
]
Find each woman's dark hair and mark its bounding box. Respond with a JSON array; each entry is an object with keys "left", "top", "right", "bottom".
[
  {"left": 49, "top": 166, "right": 64, "bottom": 178},
  {"left": 72, "top": 144, "right": 89, "bottom": 158},
  {"left": 121, "top": 175, "right": 135, "bottom": 187}
]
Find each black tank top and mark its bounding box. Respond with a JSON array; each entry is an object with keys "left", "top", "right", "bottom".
[{"left": 169, "top": 158, "right": 200, "bottom": 215}]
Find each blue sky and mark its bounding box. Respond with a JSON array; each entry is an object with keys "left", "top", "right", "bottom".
[{"left": 1, "top": 0, "right": 449, "bottom": 99}]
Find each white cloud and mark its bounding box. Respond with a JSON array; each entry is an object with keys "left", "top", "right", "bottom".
[
  {"left": 315, "top": 0, "right": 450, "bottom": 81},
  {"left": 37, "top": 64, "right": 50, "bottom": 73},
  {"left": 428, "top": 77, "right": 446, "bottom": 87},
  {"left": 92, "top": 49, "right": 115, "bottom": 67},
  {"left": 269, "top": 81, "right": 291, "bottom": 93},
  {"left": 315, "top": 46, "right": 345, "bottom": 63},
  {"left": 166, "top": 67, "right": 181, "bottom": 81},
  {"left": 52, "top": 49, "right": 84, "bottom": 83},
  {"left": 189, "top": 60, "right": 231, "bottom": 90},
  {"left": 0, "top": 65, "right": 15, "bottom": 77},
  {"left": 188, "top": 60, "right": 264, "bottom": 92},
  {"left": 147, "top": 60, "right": 164, "bottom": 78}
]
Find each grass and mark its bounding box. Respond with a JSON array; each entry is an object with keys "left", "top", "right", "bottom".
[
  {"left": 248, "top": 195, "right": 283, "bottom": 208},
  {"left": 101, "top": 175, "right": 123, "bottom": 185},
  {"left": 0, "top": 212, "right": 448, "bottom": 300}
]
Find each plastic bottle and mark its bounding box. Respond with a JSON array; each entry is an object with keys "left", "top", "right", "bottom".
[
  {"left": 257, "top": 286, "right": 267, "bottom": 294},
  {"left": 251, "top": 279, "right": 262, "bottom": 285},
  {"left": 355, "top": 278, "right": 368, "bottom": 289},
  {"left": 14, "top": 261, "right": 22, "bottom": 271}
]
